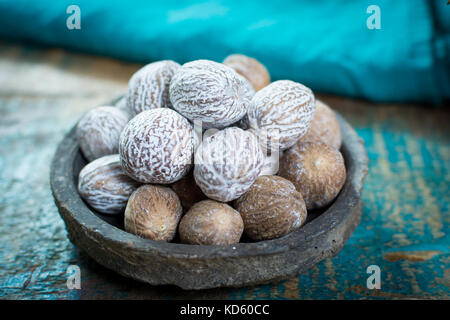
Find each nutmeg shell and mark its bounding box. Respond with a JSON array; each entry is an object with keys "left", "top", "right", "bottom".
[
  {"left": 279, "top": 140, "right": 346, "bottom": 210},
  {"left": 234, "top": 175, "right": 307, "bottom": 241},
  {"left": 179, "top": 200, "right": 244, "bottom": 245},
  {"left": 124, "top": 185, "right": 182, "bottom": 242}
]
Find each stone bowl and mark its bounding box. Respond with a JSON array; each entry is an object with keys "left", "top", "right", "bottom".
[{"left": 50, "top": 110, "right": 368, "bottom": 290}]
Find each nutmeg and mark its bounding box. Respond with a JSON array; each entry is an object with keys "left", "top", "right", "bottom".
[
  {"left": 300, "top": 100, "right": 342, "bottom": 149},
  {"left": 247, "top": 80, "right": 316, "bottom": 151},
  {"left": 169, "top": 60, "right": 254, "bottom": 129},
  {"left": 126, "top": 60, "right": 180, "bottom": 116},
  {"left": 124, "top": 185, "right": 182, "bottom": 241},
  {"left": 78, "top": 155, "right": 141, "bottom": 214},
  {"left": 234, "top": 175, "right": 307, "bottom": 241},
  {"left": 119, "top": 108, "right": 195, "bottom": 184},
  {"left": 179, "top": 200, "right": 243, "bottom": 245},
  {"left": 76, "top": 106, "right": 129, "bottom": 162},
  {"left": 194, "top": 127, "right": 264, "bottom": 202},
  {"left": 278, "top": 140, "right": 346, "bottom": 210},
  {"left": 223, "top": 54, "right": 270, "bottom": 91}
]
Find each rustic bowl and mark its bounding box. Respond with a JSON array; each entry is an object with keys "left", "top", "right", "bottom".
[{"left": 50, "top": 109, "right": 368, "bottom": 290}]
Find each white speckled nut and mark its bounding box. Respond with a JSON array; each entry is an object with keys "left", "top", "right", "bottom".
[
  {"left": 119, "top": 108, "right": 194, "bottom": 184},
  {"left": 78, "top": 155, "right": 141, "bottom": 214},
  {"left": 126, "top": 60, "right": 180, "bottom": 116},
  {"left": 247, "top": 80, "right": 316, "bottom": 151},
  {"left": 194, "top": 127, "right": 264, "bottom": 202},
  {"left": 76, "top": 106, "right": 129, "bottom": 162},
  {"left": 169, "top": 60, "right": 254, "bottom": 129}
]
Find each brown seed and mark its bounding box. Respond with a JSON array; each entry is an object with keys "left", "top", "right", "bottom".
[
  {"left": 126, "top": 60, "right": 180, "bottom": 116},
  {"left": 76, "top": 106, "right": 129, "bottom": 162},
  {"left": 278, "top": 140, "right": 346, "bottom": 210},
  {"left": 169, "top": 60, "right": 254, "bottom": 129},
  {"left": 194, "top": 127, "right": 264, "bottom": 202},
  {"left": 171, "top": 171, "right": 208, "bottom": 211},
  {"left": 179, "top": 200, "right": 244, "bottom": 245},
  {"left": 124, "top": 185, "right": 182, "bottom": 242},
  {"left": 223, "top": 54, "right": 270, "bottom": 91},
  {"left": 300, "top": 100, "right": 342, "bottom": 149},
  {"left": 119, "top": 108, "right": 195, "bottom": 184},
  {"left": 234, "top": 175, "right": 307, "bottom": 241},
  {"left": 78, "top": 155, "right": 141, "bottom": 214},
  {"left": 247, "top": 80, "right": 316, "bottom": 152}
]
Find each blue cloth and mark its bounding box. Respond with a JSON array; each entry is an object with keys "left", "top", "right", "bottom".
[{"left": 0, "top": 0, "right": 448, "bottom": 104}]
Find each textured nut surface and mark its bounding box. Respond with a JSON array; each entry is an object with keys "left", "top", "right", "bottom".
[
  {"left": 300, "top": 100, "right": 342, "bottom": 149},
  {"left": 126, "top": 60, "right": 180, "bottom": 116},
  {"left": 124, "top": 185, "right": 182, "bottom": 241},
  {"left": 279, "top": 140, "right": 346, "bottom": 210},
  {"left": 234, "top": 175, "right": 307, "bottom": 240},
  {"left": 76, "top": 106, "right": 129, "bottom": 162},
  {"left": 247, "top": 80, "right": 316, "bottom": 151},
  {"left": 171, "top": 171, "right": 207, "bottom": 211},
  {"left": 223, "top": 54, "right": 270, "bottom": 91},
  {"left": 169, "top": 60, "right": 254, "bottom": 129},
  {"left": 179, "top": 200, "right": 243, "bottom": 245},
  {"left": 194, "top": 127, "right": 264, "bottom": 202},
  {"left": 119, "top": 108, "right": 194, "bottom": 184},
  {"left": 78, "top": 155, "right": 141, "bottom": 214}
]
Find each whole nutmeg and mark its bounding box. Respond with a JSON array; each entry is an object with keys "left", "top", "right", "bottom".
[
  {"left": 126, "top": 60, "right": 180, "bottom": 116},
  {"left": 247, "top": 80, "right": 316, "bottom": 151},
  {"left": 223, "top": 54, "right": 270, "bottom": 91},
  {"left": 234, "top": 175, "right": 307, "bottom": 241},
  {"left": 194, "top": 127, "right": 264, "bottom": 202},
  {"left": 171, "top": 171, "right": 207, "bottom": 211},
  {"left": 279, "top": 140, "right": 346, "bottom": 210},
  {"left": 124, "top": 185, "right": 182, "bottom": 241},
  {"left": 119, "top": 108, "right": 194, "bottom": 184},
  {"left": 300, "top": 100, "right": 342, "bottom": 149},
  {"left": 169, "top": 60, "right": 254, "bottom": 129},
  {"left": 179, "top": 200, "right": 243, "bottom": 245},
  {"left": 78, "top": 155, "right": 141, "bottom": 214},
  {"left": 76, "top": 106, "right": 129, "bottom": 162}
]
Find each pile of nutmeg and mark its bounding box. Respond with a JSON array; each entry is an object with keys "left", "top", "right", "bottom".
[{"left": 76, "top": 54, "right": 346, "bottom": 245}]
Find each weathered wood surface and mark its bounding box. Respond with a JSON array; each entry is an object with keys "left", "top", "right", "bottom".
[{"left": 0, "top": 42, "right": 448, "bottom": 299}]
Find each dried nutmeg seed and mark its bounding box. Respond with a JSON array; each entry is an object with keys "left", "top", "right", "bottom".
[
  {"left": 279, "top": 140, "right": 346, "bottom": 210},
  {"left": 171, "top": 171, "right": 207, "bottom": 211},
  {"left": 119, "top": 108, "right": 195, "bottom": 184},
  {"left": 169, "top": 60, "right": 254, "bottom": 129},
  {"left": 223, "top": 54, "right": 270, "bottom": 91},
  {"left": 247, "top": 80, "right": 316, "bottom": 151},
  {"left": 300, "top": 100, "right": 342, "bottom": 149},
  {"left": 126, "top": 60, "right": 180, "bottom": 116},
  {"left": 234, "top": 175, "right": 307, "bottom": 241},
  {"left": 179, "top": 200, "right": 244, "bottom": 245},
  {"left": 76, "top": 106, "right": 129, "bottom": 162},
  {"left": 194, "top": 127, "right": 264, "bottom": 202},
  {"left": 124, "top": 185, "right": 182, "bottom": 242},
  {"left": 78, "top": 155, "right": 141, "bottom": 214}
]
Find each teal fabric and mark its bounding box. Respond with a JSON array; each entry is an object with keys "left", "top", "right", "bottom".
[{"left": 0, "top": 0, "right": 448, "bottom": 104}]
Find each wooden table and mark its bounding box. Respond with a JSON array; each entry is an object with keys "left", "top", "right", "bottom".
[{"left": 0, "top": 41, "right": 448, "bottom": 299}]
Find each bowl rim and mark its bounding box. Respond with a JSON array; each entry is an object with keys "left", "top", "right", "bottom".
[{"left": 50, "top": 110, "right": 368, "bottom": 260}]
